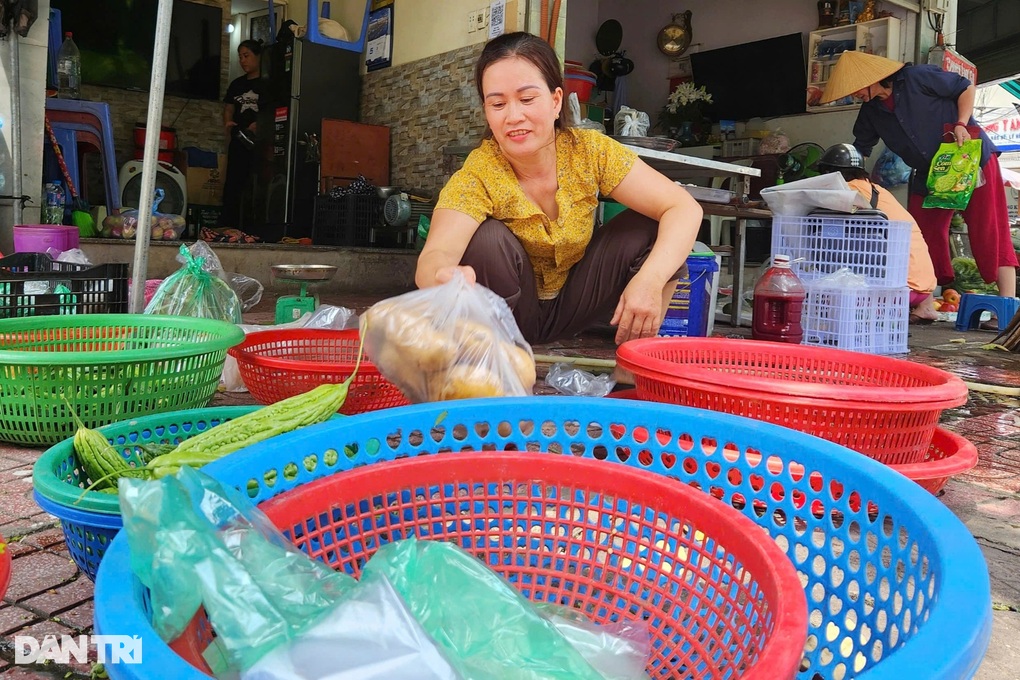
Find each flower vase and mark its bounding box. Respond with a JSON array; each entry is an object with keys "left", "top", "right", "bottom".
[{"left": 677, "top": 121, "right": 697, "bottom": 146}]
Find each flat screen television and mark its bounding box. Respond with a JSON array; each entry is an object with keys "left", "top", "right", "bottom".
[
  {"left": 51, "top": 0, "right": 222, "bottom": 101},
  {"left": 689, "top": 33, "right": 807, "bottom": 122}
]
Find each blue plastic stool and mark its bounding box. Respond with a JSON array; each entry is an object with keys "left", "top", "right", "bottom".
[
  {"left": 44, "top": 99, "right": 121, "bottom": 210},
  {"left": 954, "top": 293, "right": 1020, "bottom": 332}
]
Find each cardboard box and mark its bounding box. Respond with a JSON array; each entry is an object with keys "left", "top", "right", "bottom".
[{"left": 183, "top": 153, "right": 227, "bottom": 207}]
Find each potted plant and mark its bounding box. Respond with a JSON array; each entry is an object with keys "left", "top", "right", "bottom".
[{"left": 658, "top": 81, "right": 713, "bottom": 146}]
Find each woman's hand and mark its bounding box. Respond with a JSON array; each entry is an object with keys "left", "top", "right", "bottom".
[
  {"left": 435, "top": 265, "right": 477, "bottom": 285},
  {"left": 611, "top": 271, "right": 665, "bottom": 344}
]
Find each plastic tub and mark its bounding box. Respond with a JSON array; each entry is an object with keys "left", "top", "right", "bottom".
[
  {"left": 228, "top": 329, "right": 410, "bottom": 415},
  {"left": 565, "top": 72, "right": 596, "bottom": 102},
  {"left": 0, "top": 314, "right": 244, "bottom": 445},
  {"left": 94, "top": 398, "right": 993, "bottom": 679},
  {"left": 0, "top": 532, "right": 10, "bottom": 600},
  {"left": 31, "top": 406, "right": 261, "bottom": 580},
  {"left": 616, "top": 338, "right": 969, "bottom": 465},
  {"left": 167, "top": 452, "right": 808, "bottom": 679},
  {"left": 13, "top": 224, "right": 80, "bottom": 254}
]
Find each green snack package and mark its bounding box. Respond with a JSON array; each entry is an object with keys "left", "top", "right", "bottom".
[{"left": 923, "top": 137, "right": 982, "bottom": 210}]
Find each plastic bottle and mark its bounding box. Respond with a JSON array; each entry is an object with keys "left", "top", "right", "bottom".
[
  {"left": 56, "top": 32, "right": 81, "bottom": 99},
  {"left": 751, "top": 254, "right": 806, "bottom": 344},
  {"left": 43, "top": 181, "right": 66, "bottom": 224}
]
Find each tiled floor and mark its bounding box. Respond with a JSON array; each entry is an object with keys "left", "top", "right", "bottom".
[{"left": 1, "top": 295, "right": 1019, "bottom": 677}]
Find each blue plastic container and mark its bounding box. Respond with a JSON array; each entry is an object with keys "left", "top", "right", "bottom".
[
  {"left": 94, "top": 398, "right": 992, "bottom": 680},
  {"left": 660, "top": 253, "right": 719, "bottom": 337}
]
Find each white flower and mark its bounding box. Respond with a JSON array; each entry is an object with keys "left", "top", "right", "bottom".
[{"left": 665, "top": 82, "right": 713, "bottom": 114}]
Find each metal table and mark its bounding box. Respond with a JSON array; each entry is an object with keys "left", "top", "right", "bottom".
[{"left": 623, "top": 145, "right": 769, "bottom": 327}]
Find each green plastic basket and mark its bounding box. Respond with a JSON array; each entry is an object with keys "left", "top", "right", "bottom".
[
  {"left": 0, "top": 314, "right": 244, "bottom": 445},
  {"left": 31, "top": 406, "right": 263, "bottom": 580}
]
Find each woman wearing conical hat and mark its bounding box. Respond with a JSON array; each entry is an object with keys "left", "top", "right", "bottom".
[{"left": 822, "top": 50, "right": 1017, "bottom": 300}]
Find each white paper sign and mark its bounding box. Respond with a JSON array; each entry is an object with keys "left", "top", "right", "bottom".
[{"left": 489, "top": 0, "right": 505, "bottom": 39}]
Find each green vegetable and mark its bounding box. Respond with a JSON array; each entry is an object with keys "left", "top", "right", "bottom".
[
  {"left": 69, "top": 405, "right": 135, "bottom": 490},
  {"left": 146, "top": 382, "right": 351, "bottom": 479},
  {"left": 950, "top": 257, "right": 998, "bottom": 295}
]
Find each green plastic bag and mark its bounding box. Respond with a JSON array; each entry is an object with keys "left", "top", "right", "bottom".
[
  {"left": 363, "top": 538, "right": 635, "bottom": 680},
  {"left": 118, "top": 468, "right": 355, "bottom": 673},
  {"left": 923, "top": 137, "right": 982, "bottom": 209},
  {"left": 144, "top": 244, "right": 242, "bottom": 322}
]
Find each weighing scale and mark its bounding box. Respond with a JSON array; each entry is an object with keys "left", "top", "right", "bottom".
[{"left": 271, "top": 264, "right": 338, "bottom": 324}]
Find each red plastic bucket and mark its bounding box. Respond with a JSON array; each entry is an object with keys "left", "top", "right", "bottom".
[
  {"left": 133, "top": 124, "right": 177, "bottom": 150},
  {"left": 13, "top": 225, "right": 80, "bottom": 253},
  {"left": 565, "top": 72, "right": 596, "bottom": 102}
]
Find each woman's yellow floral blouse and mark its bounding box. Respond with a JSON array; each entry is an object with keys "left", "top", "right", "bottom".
[{"left": 435, "top": 128, "right": 637, "bottom": 299}]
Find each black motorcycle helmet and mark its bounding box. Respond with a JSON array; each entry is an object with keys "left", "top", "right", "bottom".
[{"left": 817, "top": 143, "right": 868, "bottom": 179}]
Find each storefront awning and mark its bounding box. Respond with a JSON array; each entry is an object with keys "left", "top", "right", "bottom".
[{"left": 976, "top": 76, "right": 1020, "bottom": 153}]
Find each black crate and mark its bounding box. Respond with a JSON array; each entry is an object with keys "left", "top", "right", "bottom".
[
  {"left": 0, "top": 253, "right": 129, "bottom": 318},
  {"left": 312, "top": 195, "right": 383, "bottom": 246}
]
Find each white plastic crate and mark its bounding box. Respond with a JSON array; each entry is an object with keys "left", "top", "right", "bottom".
[
  {"left": 801, "top": 282, "right": 909, "bottom": 355},
  {"left": 771, "top": 214, "right": 911, "bottom": 287}
]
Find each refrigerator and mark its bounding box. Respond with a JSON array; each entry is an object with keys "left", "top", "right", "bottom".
[{"left": 253, "top": 36, "right": 361, "bottom": 242}]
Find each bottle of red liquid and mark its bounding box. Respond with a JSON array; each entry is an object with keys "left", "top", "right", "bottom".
[{"left": 752, "top": 254, "right": 806, "bottom": 344}]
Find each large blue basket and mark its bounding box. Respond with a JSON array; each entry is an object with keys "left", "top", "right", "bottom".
[{"left": 94, "top": 397, "right": 992, "bottom": 680}]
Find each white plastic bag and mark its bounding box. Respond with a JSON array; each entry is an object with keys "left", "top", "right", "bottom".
[
  {"left": 544, "top": 363, "right": 616, "bottom": 397},
  {"left": 46, "top": 248, "right": 92, "bottom": 265},
  {"left": 360, "top": 272, "right": 536, "bottom": 403},
  {"left": 221, "top": 306, "right": 359, "bottom": 392},
  {"left": 566, "top": 92, "right": 606, "bottom": 133},
  {"left": 760, "top": 173, "right": 873, "bottom": 217},
  {"left": 614, "top": 106, "right": 649, "bottom": 137}
]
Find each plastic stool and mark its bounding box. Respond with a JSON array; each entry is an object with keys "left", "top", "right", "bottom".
[
  {"left": 954, "top": 294, "right": 1020, "bottom": 332},
  {"left": 44, "top": 99, "right": 121, "bottom": 210}
]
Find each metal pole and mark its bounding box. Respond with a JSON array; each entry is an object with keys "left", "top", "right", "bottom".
[
  {"left": 128, "top": 0, "right": 174, "bottom": 313},
  {"left": 9, "top": 34, "right": 23, "bottom": 227}
]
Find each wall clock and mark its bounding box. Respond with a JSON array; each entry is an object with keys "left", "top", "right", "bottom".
[{"left": 657, "top": 11, "right": 692, "bottom": 57}]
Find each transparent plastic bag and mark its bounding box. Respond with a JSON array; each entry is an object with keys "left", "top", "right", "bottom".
[
  {"left": 614, "top": 106, "right": 649, "bottom": 136},
  {"left": 185, "top": 240, "right": 265, "bottom": 312},
  {"left": 544, "top": 362, "right": 616, "bottom": 397},
  {"left": 242, "top": 571, "right": 460, "bottom": 680},
  {"left": 222, "top": 306, "right": 359, "bottom": 392},
  {"left": 118, "top": 468, "right": 356, "bottom": 674},
  {"left": 45, "top": 247, "right": 91, "bottom": 265},
  {"left": 144, "top": 244, "right": 243, "bottom": 322},
  {"left": 100, "top": 188, "right": 185, "bottom": 240},
  {"left": 566, "top": 92, "right": 606, "bottom": 133},
  {"left": 360, "top": 272, "right": 536, "bottom": 402}
]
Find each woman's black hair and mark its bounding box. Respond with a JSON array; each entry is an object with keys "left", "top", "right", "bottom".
[
  {"left": 474, "top": 32, "right": 568, "bottom": 130},
  {"left": 238, "top": 39, "right": 263, "bottom": 56}
]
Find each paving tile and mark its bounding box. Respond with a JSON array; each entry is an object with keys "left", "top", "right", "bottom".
[
  {"left": 1, "top": 486, "right": 48, "bottom": 521},
  {"left": 3, "top": 551, "right": 79, "bottom": 602},
  {"left": 19, "top": 527, "right": 68, "bottom": 551},
  {"left": 0, "top": 604, "right": 38, "bottom": 635},
  {"left": 21, "top": 577, "right": 95, "bottom": 617},
  {"left": 53, "top": 600, "right": 94, "bottom": 631},
  {"left": 4, "top": 538, "right": 41, "bottom": 558}
]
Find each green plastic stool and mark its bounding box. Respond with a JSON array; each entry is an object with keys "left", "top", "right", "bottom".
[{"left": 275, "top": 281, "right": 318, "bottom": 324}]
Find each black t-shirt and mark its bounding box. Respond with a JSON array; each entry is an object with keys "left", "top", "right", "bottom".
[{"left": 223, "top": 75, "right": 265, "bottom": 132}]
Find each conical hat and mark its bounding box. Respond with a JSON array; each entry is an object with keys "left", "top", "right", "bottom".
[{"left": 820, "top": 51, "right": 903, "bottom": 103}]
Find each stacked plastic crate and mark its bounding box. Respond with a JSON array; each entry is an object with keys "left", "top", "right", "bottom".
[{"left": 771, "top": 213, "right": 912, "bottom": 354}]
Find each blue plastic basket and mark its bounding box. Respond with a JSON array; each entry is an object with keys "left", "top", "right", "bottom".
[{"left": 94, "top": 398, "right": 992, "bottom": 680}]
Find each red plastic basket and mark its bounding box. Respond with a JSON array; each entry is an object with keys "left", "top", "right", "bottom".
[
  {"left": 616, "top": 338, "right": 969, "bottom": 465},
  {"left": 228, "top": 329, "right": 410, "bottom": 415},
  {"left": 891, "top": 427, "right": 978, "bottom": 495},
  {"left": 168, "top": 453, "right": 808, "bottom": 679},
  {"left": 0, "top": 533, "right": 10, "bottom": 600}
]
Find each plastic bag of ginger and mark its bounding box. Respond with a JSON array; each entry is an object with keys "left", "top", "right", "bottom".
[{"left": 360, "top": 272, "right": 536, "bottom": 403}]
